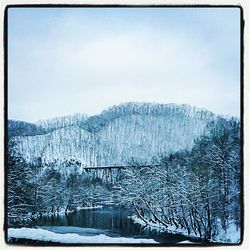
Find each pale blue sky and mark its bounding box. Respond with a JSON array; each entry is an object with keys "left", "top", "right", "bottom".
[{"left": 8, "top": 7, "right": 241, "bottom": 122}]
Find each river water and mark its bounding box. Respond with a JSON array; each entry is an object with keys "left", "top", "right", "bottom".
[{"left": 34, "top": 206, "right": 195, "bottom": 244}]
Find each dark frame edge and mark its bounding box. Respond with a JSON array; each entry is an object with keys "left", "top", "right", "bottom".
[
  {"left": 3, "top": 4, "right": 8, "bottom": 245},
  {"left": 239, "top": 4, "right": 244, "bottom": 246},
  {"left": 4, "top": 3, "right": 245, "bottom": 8}
]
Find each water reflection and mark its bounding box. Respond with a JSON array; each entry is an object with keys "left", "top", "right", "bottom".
[
  {"left": 37, "top": 206, "right": 193, "bottom": 243},
  {"left": 39, "top": 207, "right": 140, "bottom": 236}
]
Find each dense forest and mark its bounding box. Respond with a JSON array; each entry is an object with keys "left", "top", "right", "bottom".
[
  {"left": 9, "top": 102, "right": 214, "bottom": 166},
  {"left": 7, "top": 103, "right": 241, "bottom": 243}
]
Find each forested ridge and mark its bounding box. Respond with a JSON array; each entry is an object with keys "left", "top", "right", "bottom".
[
  {"left": 9, "top": 102, "right": 214, "bottom": 166},
  {"left": 7, "top": 102, "right": 241, "bottom": 243}
]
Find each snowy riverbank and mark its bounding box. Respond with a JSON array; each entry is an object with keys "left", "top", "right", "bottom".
[
  {"left": 76, "top": 205, "right": 103, "bottom": 210},
  {"left": 130, "top": 215, "right": 240, "bottom": 243},
  {"left": 8, "top": 228, "right": 159, "bottom": 244}
]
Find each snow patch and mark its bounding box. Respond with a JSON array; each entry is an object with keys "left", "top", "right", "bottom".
[
  {"left": 76, "top": 205, "right": 103, "bottom": 211},
  {"left": 211, "top": 221, "right": 241, "bottom": 243},
  {"left": 130, "top": 215, "right": 191, "bottom": 236},
  {"left": 8, "top": 228, "right": 159, "bottom": 244},
  {"left": 177, "top": 240, "right": 194, "bottom": 244}
]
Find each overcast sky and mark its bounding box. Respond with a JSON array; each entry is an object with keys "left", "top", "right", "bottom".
[{"left": 8, "top": 7, "right": 241, "bottom": 122}]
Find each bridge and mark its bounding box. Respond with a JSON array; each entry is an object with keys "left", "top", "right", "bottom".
[
  {"left": 80, "top": 164, "right": 160, "bottom": 184},
  {"left": 81, "top": 164, "right": 160, "bottom": 170}
]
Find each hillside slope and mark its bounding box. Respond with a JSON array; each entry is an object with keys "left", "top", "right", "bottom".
[{"left": 9, "top": 102, "right": 215, "bottom": 166}]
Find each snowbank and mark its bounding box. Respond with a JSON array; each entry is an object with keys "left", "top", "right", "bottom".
[
  {"left": 8, "top": 228, "right": 158, "bottom": 244},
  {"left": 130, "top": 215, "right": 192, "bottom": 236},
  {"left": 211, "top": 221, "right": 241, "bottom": 243},
  {"left": 177, "top": 240, "right": 194, "bottom": 244},
  {"left": 76, "top": 205, "right": 103, "bottom": 210},
  {"left": 130, "top": 215, "right": 241, "bottom": 243}
]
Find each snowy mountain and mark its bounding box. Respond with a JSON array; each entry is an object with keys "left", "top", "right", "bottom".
[
  {"left": 9, "top": 102, "right": 215, "bottom": 166},
  {"left": 36, "top": 113, "right": 88, "bottom": 132}
]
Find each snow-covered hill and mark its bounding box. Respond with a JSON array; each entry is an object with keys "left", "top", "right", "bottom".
[
  {"left": 9, "top": 102, "right": 215, "bottom": 166},
  {"left": 36, "top": 113, "right": 88, "bottom": 131}
]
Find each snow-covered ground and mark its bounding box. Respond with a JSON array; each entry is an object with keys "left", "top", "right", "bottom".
[
  {"left": 130, "top": 215, "right": 240, "bottom": 243},
  {"left": 211, "top": 221, "right": 241, "bottom": 243},
  {"left": 76, "top": 205, "right": 103, "bottom": 210},
  {"left": 8, "top": 228, "right": 158, "bottom": 244},
  {"left": 177, "top": 240, "right": 194, "bottom": 244},
  {"left": 130, "top": 215, "right": 194, "bottom": 236}
]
